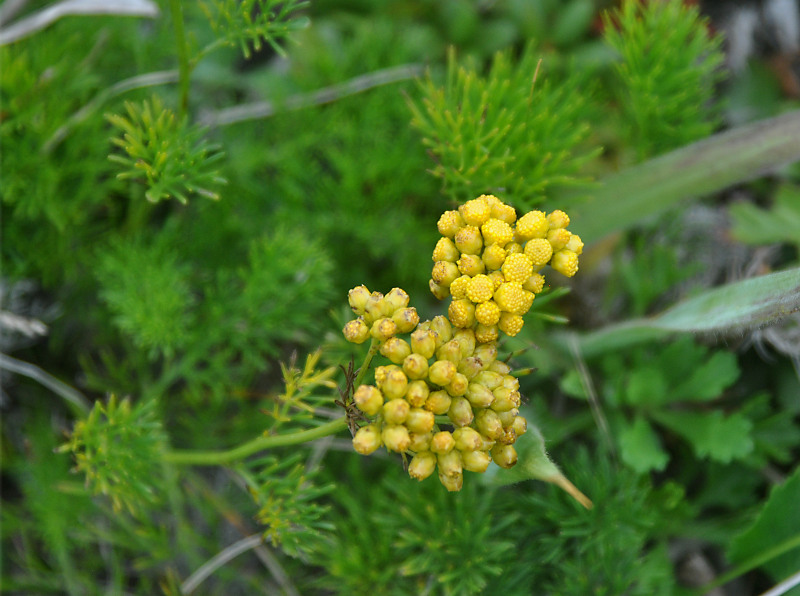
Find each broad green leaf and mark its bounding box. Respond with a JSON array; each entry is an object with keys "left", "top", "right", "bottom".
[
  {"left": 729, "top": 467, "right": 800, "bottom": 584},
  {"left": 619, "top": 416, "right": 669, "bottom": 473},
  {"left": 624, "top": 366, "right": 668, "bottom": 406},
  {"left": 565, "top": 109, "right": 800, "bottom": 244},
  {"left": 731, "top": 183, "right": 800, "bottom": 246},
  {"left": 671, "top": 350, "right": 739, "bottom": 402},
  {"left": 562, "top": 267, "right": 800, "bottom": 358},
  {"left": 654, "top": 410, "right": 753, "bottom": 463}
]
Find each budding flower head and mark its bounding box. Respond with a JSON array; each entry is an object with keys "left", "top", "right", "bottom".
[
  {"left": 343, "top": 318, "right": 370, "bottom": 344},
  {"left": 353, "top": 385, "right": 384, "bottom": 416},
  {"left": 408, "top": 451, "right": 437, "bottom": 481},
  {"left": 348, "top": 285, "right": 371, "bottom": 314},
  {"left": 353, "top": 424, "right": 382, "bottom": 455}
]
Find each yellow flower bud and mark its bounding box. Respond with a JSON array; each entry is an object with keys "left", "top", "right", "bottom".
[
  {"left": 437, "top": 449, "right": 463, "bottom": 479},
  {"left": 437, "top": 210, "right": 464, "bottom": 237},
  {"left": 382, "top": 424, "right": 411, "bottom": 452},
  {"left": 457, "top": 253, "right": 485, "bottom": 277},
  {"left": 352, "top": 424, "right": 382, "bottom": 455},
  {"left": 481, "top": 218, "right": 514, "bottom": 246},
  {"left": 382, "top": 398, "right": 410, "bottom": 424},
  {"left": 474, "top": 323, "right": 499, "bottom": 343},
  {"left": 392, "top": 307, "right": 420, "bottom": 334},
  {"left": 353, "top": 384, "right": 384, "bottom": 416},
  {"left": 462, "top": 449, "right": 491, "bottom": 473},
  {"left": 490, "top": 201, "right": 517, "bottom": 225},
  {"left": 473, "top": 370, "right": 503, "bottom": 389},
  {"left": 432, "top": 237, "right": 460, "bottom": 262},
  {"left": 505, "top": 241, "right": 523, "bottom": 255},
  {"left": 430, "top": 430, "right": 455, "bottom": 454},
  {"left": 473, "top": 342, "right": 498, "bottom": 366},
  {"left": 465, "top": 382, "right": 494, "bottom": 408},
  {"left": 466, "top": 274, "right": 494, "bottom": 303},
  {"left": 436, "top": 339, "right": 463, "bottom": 364},
  {"left": 429, "top": 279, "right": 450, "bottom": 300},
  {"left": 453, "top": 427, "right": 483, "bottom": 452},
  {"left": 380, "top": 337, "right": 411, "bottom": 364},
  {"left": 496, "top": 427, "right": 517, "bottom": 445},
  {"left": 453, "top": 328, "right": 476, "bottom": 358},
  {"left": 547, "top": 228, "right": 571, "bottom": 251},
  {"left": 491, "top": 444, "right": 518, "bottom": 468},
  {"left": 565, "top": 233, "right": 583, "bottom": 255},
  {"left": 524, "top": 238, "right": 553, "bottom": 266},
  {"left": 503, "top": 374, "right": 520, "bottom": 391},
  {"left": 498, "top": 312, "right": 524, "bottom": 337},
  {"left": 523, "top": 272, "right": 546, "bottom": 294},
  {"left": 348, "top": 285, "right": 371, "bottom": 315},
  {"left": 502, "top": 253, "right": 534, "bottom": 284},
  {"left": 458, "top": 355, "right": 483, "bottom": 379},
  {"left": 343, "top": 318, "right": 370, "bottom": 344},
  {"left": 446, "top": 372, "right": 469, "bottom": 397},
  {"left": 447, "top": 396, "right": 474, "bottom": 427},
  {"left": 515, "top": 210, "right": 548, "bottom": 240},
  {"left": 364, "top": 292, "right": 388, "bottom": 321},
  {"left": 378, "top": 367, "right": 409, "bottom": 400},
  {"left": 551, "top": 249, "right": 579, "bottom": 277},
  {"left": 493, "top": 282, "right": 526, "bottom": 314},
  {"left": 454, "top": 225, "right": 483, "bottom": 255},
  {"left": 429, "top": 315, "right": 453, "bottom": 347},
  {"left": 424, "top": 390, "right": 452, "bottom": 415},
  {"left": 405, "top": 379, "right": 430, "bottom": 407},
  {"left": 428, "top": 359, "right": 457, "bottom": 386},
  {"left": 432, "top": 260, "right": 461, "bottom": 287},
  {"left": 438, "top": 470, "right": 463, "bottom": 491},
  {"left": 410, "top": 329, "right": 437, "bottom": 359},
  {"left": 408, "top": 451, "right": 437, "bottom": 480},
  {"left": 512, "top": 415, "right": 527, "bottom": 437},
  {"left": 487, "top": 270, "right": 505, "bottom": 290},
  {"left": 449, "top": 275, "right": 471, "bottom": 299},
  {"left": 459, "top": 198, "right": 491, "bottom": 226},
  {"left": 403, "top": 354, "right": 430, "bottom": 381},
  {"left": 497, "top": 409, "right": 519, "bottom": 429},
  {"left": 482, "top": 243, "right": 507, "bottom": 271},
  {"left": 448, "top": 299, "right": 475, "bottom": 328},
  {"left": 547, "top": 209, "right": 570, "bottom": 229},
  {"left": 384, "top": 287, "right": 410, "bottom": 312},
  {"left": 491, "top": 387, "right": 521, "bottom": 412},
  {"left": 370, "top": 317, "right": 398, "bottom": 342},
  {"left": 409, "top": 432, "right": 433, "bottom": 452},
  {"left": 475, "top": 409, "right": 504, "bottom": 440},
  {"left": 488, "top": 360, "right": 511, "bottom": 375},
  {"left": 405, "top": 408, "right": 435, "bottom": 434}
]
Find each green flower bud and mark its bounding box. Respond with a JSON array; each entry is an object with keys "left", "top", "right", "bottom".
[
  {"left": 402, "top": 354, "right": 429, "bottom": 381},
  {"left": 458, "top": 356, "right": 484, "bottom": 379},
  {"left": 511, "top": 415, "right": 527, "bottom": 437},
  {"left": 410, "top": 328, "right": 437, "bottom": 359},
  {"left": 438, "top": 470, "right": 463, "bottom": 492},
  {"left": 378, "top": 367, "right": 409, "bottom": 400},
  {"left": 380, "top": 337, "right": 411, "bottom": 364},
  {"left": 491, "top": 444, "right": 518, "bottom": 469},
  {"left": 429, "top": 279, "right": 450, "bottom": 300},
  {"left": 473, "top": 342, "right": 498, "bottom": 367},
  {"left": 452, "top": 427, "right": 483, "bottom": 452},
  {"left": 424, "top": 390, "right": 452, "bottom": 415},
  {"left": 474, "top": 323, "right": 499, "bottom": 344},
  {"left": 475, "top": 409, "right": 504, "bottom": 440},
  {"left": 461, "top": 449, "right": 491, "bottom": 473},
  {"left": 453, "top": 328, "right": 477, "bottom": 358},
  {"left": 408, "top": 451, "right": 437, "bottom": 481},
  {"left": 406, "top": 408, "right": 435, "bottom": 434},
  {"left": 348, "top": 285, "right": 371, "bottom": 315},
  {"left": 430, "top": 431, "right": 455, "bottom": 454},
  {"left": 409, "top": 431, "right": 433, "bottom": 452},
  {"left": 364, "top": 292, "right": 386, "bottom": 322},
  {"left": 352, "top": 424, "right": 382, "bottom": 455},
  {"left": 465, "top": 383, "right": 495, "bottom": 408},
  {"left": 437, "top": 449, "right": 463, "bottom": 478},
  {"left": 343, "top": 318, "right": 370, "bottom": 344},
  {"left": 454, "top": 225, "right": 483, "bottom": 255},
  {"left": 446, "top": 372, "right": 469, "bottom": 397},
  {"left": 432, "top": 261, "right": 461, "bottom": 287},
  {"left": 384, "top": 287, "right": 410, "bottom": 312},
  {"left": 353, "top": 385, "right": 384, "bottom": 416},
  {"left": 503, "top": 374, "right": 520, "bottom": 391},
  {"left": 496, "top": 428, "right": 517, "bottom": 445},
  {"left": 491, "top": 387, "right": 521, "bottom": 412},
  {"left": 429, "top": 315, "right": 453, "bottom": 347},
  {"left": 473, "top": 370, "right": 504, "bottom": 390},
  {"left": 382, "top": 425, "right": 411, "bottom": 452},
  {"left": 405, "top": 379, "right": 430, "bottom": 407},
  {"left": 383, "top": 398, "right": 410, "bottom": 424},
  {"left": 428, "top": 360, "right": 457, "bottom": 387},
  {"left": 392, "top": 307, "right": 420, "bottom": 334},
  {"left": 370, "top": 317, "right": 397, "bottom": 342},
  {"left": 488, "top": 360, "right": 511, "bottom": 375},
  {"left": 447, "top": 396, "right": 474, "bottom": 427},
  {"left": 436, "top": 340, "right": 462, "bottom": 364},
  {"left": 497, "top": 408, "right": 519, "bottom": 429}
]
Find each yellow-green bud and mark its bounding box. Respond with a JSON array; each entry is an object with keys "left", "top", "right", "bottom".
[
  {"left": 496, "top": 428, "right": 517, "bottom": 445},
  {"left": 436, "top": 339, "right": 463, "bottom": 364},
  {"left": 429, "top": 279, "right": 450, "bottom": 300},
  {"left": 482, "top": 243, "right": 507, "bottom": 271},
  {"left": 448, "top": 299, "right": 475, "bottom": 328},
  {"left": 409, "top": 329, "right": 437, "bottom": 359},
  {"left": 460, "top": 197, "right": 492, "bottom": 226},
  {"left": 491, "top": 387, "right": 521, "bottom": 412},
  {"left": 454, "top": 225, "right": 483, "bottom": 255},
  {"left": 437, "top": 210, "right": 465, "bottom": 237},
  {"left": 409, "top": 431, "right": 433, "bottom": 452},
  {"left": 447, "top": 396, "right": 474, "bottom": 427},
  {"left": 475, "top": 301, "right": 501, "bottom": 327},
  {"left": 364, "top": 292, "right": 386, "bottom": 321},
  {"left": 503, "top": 374, "right": 520, "bottom": 391},
  {"left": 547, "top": 228, "right": 571, "bottom": 252},
  {"left": 405, "top": 408, "right": 435, "bottom": 434},
  {"left": 370, "top": 317, "right": 397, "bottom": 341},
  {"left": 348, "top": 285, "right": 371, "bottom": 315},
  {"left": 429, "top": 315, "right": 453, "bottom": 347},
  {"left": 353, "top": 385, "right": 384, "bottom": 416},
  {"left": 428, "top": 359, "right": 457, "bottom": 386},
  {"left": 405, "top": 379, "right": 430, "bottom": 407},
  {"left": 352, "top": 424, "right": 382, "bottom": 455},
  {"left": 457, "top": 253, "right": 485, "bottom": 277},
  {"left": 511, "top": 415, "right": 527, "bottom": 437},
  {"left": 488, "top": 360, "right": 511, "bottom": 375},
  {"left": 424, "top": 390, "right": 452, "bottom": 415},
  {"left": 430, "top": 430, "right": 455, "bottom": 454},
  {"left": 384, "top": 287, "right": 410, "bottom": 312},
  {"left": 515, "top": 210, "right": 548, "bottom": 241},
  {"left": 547, "top": 209, "right": 570, "bottom": 229},
  {"left": 491, "top": 444, "right": 518, "bottom": 468},
  {"left": 380, "top": 337, "right": 411, "bottom": 364},
  {"left": 524, "top": 238, "right": 554, "bottom": 266},
  {"left": 438, "top": 470, "right": 463, "bottom": 492},
  {"left": 498, "top": 312, "right": 524, "bottom": 337},
  {"left": 383, "top": 398, "right": 410, "bottom": 424},
  {"left": 438, "top": 449, "right": 463, "bottom": 480},
  {"left": 392, "top": 307, "right": 420, "bottom": 334},
  {"left": 481, "top": 218, "right": 514, "bottom": 246},
  {"left": 502, "top": 253, "right": 534, "bottom": 284},
  {"left": 432, "top": 237, "right": 460, "bottom": 262},
  {"left": 474, "top": 324, "right": 499, "bottom": 343},
  {"left": 473, "top": 342, "right": 498, "bottom": 366},
  {"left": 453, "top": 427, "right": 483, "bottom": 452},
  {"left": 403, "top": 354, "right": 429, "bottom": 381},
  {"left": 382, "top": 425, "right": 411, "bottom": 452},
  {"left": 378, "top": 368, "right": 409, "bottom": 400},
  {"left": 466, "top": 274, "right": 494, "bottom": 303},
  {"left": 522, "top": 272, "right": 546, "bottom": 294},
  {"left": 565, "top": 233, "right": 583, "bottom": 255},
  {"left": 490, "top": 201, "right": 516, "bottom": 225},
  {"left": 449, "top": 275, "right": 471, "bottom": 300},
  {"left": 408, "top": 451, "right": 437, "bottom": 481},
  {"left": 465, "top": 382, "right": 495, "bottom": 408},
  {"left": 551, "top": 249, "right": 579, "bottom": 278},
  {"left": 475, "top": 409, "right": 504, "bottom": 440},
  {"left": 432, "top": 260, "right": 461, "bottom": 287},
  {"left": 446, "top": 372, "right": 469, "bottom": 397},
  {"left": 343, "top": 318, "right": 370, "bottom": 344},
  {"left": 497, "top": 408, "right": 519, "bottom": 428},
  {"left": 473, "top": 370, "right": 503, "bottom": 390},
  {"left": 462, "top": 449, "right": 491, "bottom": 473},
  {"left": 457, "top": 356, "right": 483, "bottom": 379}
]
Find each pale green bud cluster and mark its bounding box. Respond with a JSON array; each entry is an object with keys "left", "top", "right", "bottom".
[
  {"left": 431, "top": 194, "right": 582, "bottom": 340},
  {"left": 343, "top": 286, "right": 420, "bottom": 344}
]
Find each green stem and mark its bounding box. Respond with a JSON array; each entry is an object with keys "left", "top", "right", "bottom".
[
  {"left": 163, "top": 417, "right": 349, "bottom": 466},
  {"left": 695, "top": 532, "right": 800, "bottom": 595},
  {"left": 353, "top": 338, "right": 381, "bottom": 389},
  {"left": 168, "top": 0, "right": 191, "bottom": 116}
]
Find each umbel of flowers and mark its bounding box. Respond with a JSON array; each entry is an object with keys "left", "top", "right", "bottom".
[{"left": 342, "top": 194, "right": 581, "bottom": 491}]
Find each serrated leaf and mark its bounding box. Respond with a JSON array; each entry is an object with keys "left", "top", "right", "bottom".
[
  {"left": 671, "top": 350, "right": 739, "bottom": 401},
  {"left": 729, "top": 467, "right": 800, "bottom": 583},
  {"left": 654, "top": 410, "right": 753, "bottom": 463},
  {"left": 619, "top": 416, "right": 669, "bottom": 473},
  {"left": 624, "top": 366, "right": 668, "bottom": 406}
]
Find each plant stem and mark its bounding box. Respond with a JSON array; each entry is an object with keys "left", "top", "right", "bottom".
[
  {"left": 163, "top": 417, "right": 349, "bottom": 466},
  {"left": 168, "top": 0, "right": 191, "bottom": 116},
  {"left": 353, "top": 338, "right": 381, "bottom": 389}
]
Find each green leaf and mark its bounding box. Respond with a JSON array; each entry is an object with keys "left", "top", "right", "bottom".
[
  {"left": 654, "top": 410, "right": 753, "bottom": 463},
  {"left": 671, "top": 350, "right": 739, "bottom": 402},
  {"left": 619, "top": 416, "right": 669, "bottom": 473},
  {"left": 731, "top": 182, "right": 800, "bottom": 246},
  {"left": 624, "top": 366, "right": 668, "bottom": 406},
  {"left": 729, "top": 467, "right": 800, "bottom": 584},
  {"left": 565, "top": 109, "right": 800, "bottom": 244},
  {"left": 563, "top": 267, "right": 800, "bottom": 358}
]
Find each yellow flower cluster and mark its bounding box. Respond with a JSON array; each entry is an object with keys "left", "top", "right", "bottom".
[
  {"left": 344, "top": 287, "right": 527, "bottom": 491},
  {"left": 430, "top": 194, "right": 582, "bottom": 341}
]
